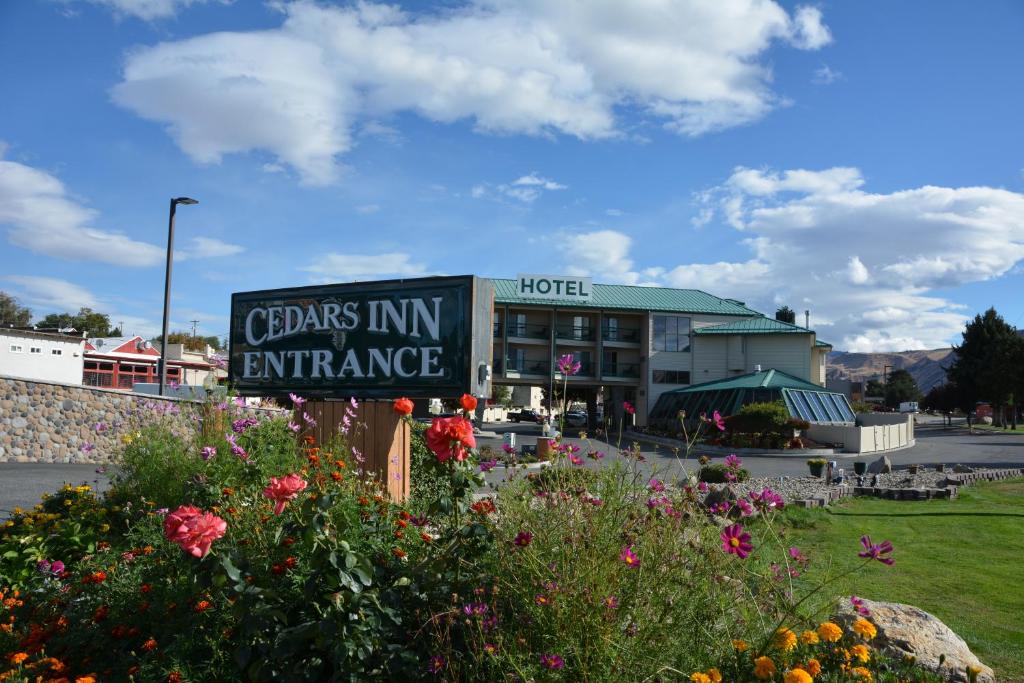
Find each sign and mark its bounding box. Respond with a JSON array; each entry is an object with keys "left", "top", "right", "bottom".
[
  {"left": 229, "top": 276, "right": 493, "bottom": 398},
  {"left": 515, "top": 273, "right": 592, "bottom": 303}
]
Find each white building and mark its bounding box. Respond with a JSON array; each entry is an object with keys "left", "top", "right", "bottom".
[{"left": 0, "top": 328, "right": 87, "bottom": 384}]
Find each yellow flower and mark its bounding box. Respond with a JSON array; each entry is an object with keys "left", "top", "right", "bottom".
[
  {"left": 851, "top": 666, "right": 872, "bottom": 681},
  {"left": 851, "top": 644, "right": 871, "bottom": 663},
  {"left": 63, "top": 499, "right": 72, "bottom": 507},
  {"left": 732, "top": 639, "right": 749, "bottom": 652},
  {"left": 800, "top": 630, "right": 819, "bottom": 645},
  {"left": 690, "top": 674, "right": 711, "bottom": 683},
  {"left": 816, "top": 621, "right": 843, "bottom": 643},
  {"left": 784, "top": 670, "right": 813, "bottom": 683},
  {"left": 805, "top": 659, "right": 822, "bottom": 677},
  {"left": 754, "top": 656, "right": 777, "bottom": 681},
  {"left": 852, "top": 618, "right": 877, "bottom": 640},
  {"left": 99, "top": 524, "right": 110, "bottom": 533},
  {"left": 774, "top": 627, "right": 798, "bottom": 652},
  {"left": 707, "top": 668, "right": 722, "bottom": 683}
]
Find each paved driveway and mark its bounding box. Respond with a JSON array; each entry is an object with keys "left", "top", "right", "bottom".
[{"left": 0, "top": 463, "right": 111, "bottom": 519}]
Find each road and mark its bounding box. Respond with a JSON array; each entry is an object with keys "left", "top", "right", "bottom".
[{"left": 3, "top": 417, "right": 1022, "bottom": 517}]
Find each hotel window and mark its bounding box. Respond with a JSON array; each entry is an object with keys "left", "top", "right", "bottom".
[
  {"left": 51, "top": 349, "right": 63, "bottom": 356},
  {"left": 9, "top": 344, "right": 23, "bottom": 353},
  {"left": 653, "top": 370, "right": 691, "bottom": 384},
  {"left": 30, "top": 347, "right": 42, "bottom": 354},
  {"left": 652, "top": 316, "right": 691, "bottom": 352}
]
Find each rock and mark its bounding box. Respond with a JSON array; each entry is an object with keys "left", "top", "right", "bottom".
[
  {"left": 838, "top": 597, "right": 993, "bottom": 682},
  {"left": 867, "top": 455, "right": 892, "bottom": 474},
  {"left": 953, "top": 464, "right": 974, "bottom": 474}
]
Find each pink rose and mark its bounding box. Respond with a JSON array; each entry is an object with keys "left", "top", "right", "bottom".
[
  {"left": 163, "top": 505, "right": 227, "bottom": 558},
  {"left": 263, "top": 473, "right": 309, "bottom": 515}
]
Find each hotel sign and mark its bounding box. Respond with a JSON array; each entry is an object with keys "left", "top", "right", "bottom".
[
  {"left": 229, "top": 275, "right": 494, "bottom": 399},
  {"left": 516, "top": 273, "right": 592, "bottom": 303}
]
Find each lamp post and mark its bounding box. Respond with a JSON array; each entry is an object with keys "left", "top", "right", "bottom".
[{"left": 158, "top": 197, "right": 199, "bottom": 396}]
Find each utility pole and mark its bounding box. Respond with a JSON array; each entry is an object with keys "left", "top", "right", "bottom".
[{"left": 190, "top": 320, "right": 199, "bottom": 341}]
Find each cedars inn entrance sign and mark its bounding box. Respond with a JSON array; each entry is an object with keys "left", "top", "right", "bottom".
[
  {"left": 229, "top": 275, "right": 494, "bottom": 399},
  {"left": 228, "top": 275, "right": 494, "bottom": 503}
]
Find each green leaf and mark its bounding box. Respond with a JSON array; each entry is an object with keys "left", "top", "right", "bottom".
[{"left": 221, "top": 555, "right": 242, "bottom": 582}]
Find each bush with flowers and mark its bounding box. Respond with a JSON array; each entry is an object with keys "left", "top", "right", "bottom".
[{"left": 0, "top": 388, "right": 949, "bottom": 682}]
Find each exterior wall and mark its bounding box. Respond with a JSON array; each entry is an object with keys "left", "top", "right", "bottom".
[
  {"left": 745, "top": 335, "right": 812, "bottom": 381},
  {"left": 0, "top": 331, "right": 85, "bottom": 385},
  {"left": 810, "top": 347, "right": 827, "bottom": 386},
  {"left": 0, "top": 374, "right": 281, "bottom": 464},
  {"left": 806, "top": 418, "right": 913, "bottom": 454}
]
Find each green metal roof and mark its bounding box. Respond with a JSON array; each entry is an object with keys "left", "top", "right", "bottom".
[
  {"left": 814, "top": 339, "right": 833, "bottom": 348},
  {"left": 693, "top": 316, "right": 814, "bottom": 335},
  {"left": 490, "top": 278, "right": 761, "bottom": 316},
  {"left": 666, "top": 368, "right": 826, "bottom": 394}
]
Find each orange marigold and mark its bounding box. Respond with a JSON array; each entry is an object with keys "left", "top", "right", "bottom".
[
  {"left": 773, "top": 627, "right": 798, "bottom": 652},
  {"left": 851, "top": 666, "right": 873, "bottom": 681},
  {"left": 690, "top": 674, "right": 711, "bottom": 683},
  {"left": 732, "top": 639, "right": 749, "bottom": 652},
  {"left": 784, "top": 670, "right": 812, "bottom": 683},
  {"left": 851, "top": 644, "right": 871, "bottom": 663},
  {"left": 817, "top": 621, "right": 843, "bottom": 642},
  {"left": 141, "top": 638, "right": 158, "bottom": 652},
  {"left": 852, "top": 618, "right": 877, "bottom": 640},
  {"left": 9, "top": 652, "right": 29, "bottom": 665},
  {"left": 707, "top": 669, "right": 722, "bottom": 683},
  {"left": 799, "top": 630, "right": 819, "bottom": 645},
  {"left": 806, "top": 659, "right": 822, "bottom": 677},
  {"left": 753, "top": 656, "right": 776, "bottom": 681}
]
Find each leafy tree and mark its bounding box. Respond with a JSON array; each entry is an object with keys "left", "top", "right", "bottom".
[
  {"left": 946, "top": 308, "right": 1023, "bottom": 426},
  {"left": 882, "top": 369, "right": 921, "bottom": 408},
  {"left": 921, "top": 383, "right": 961, "bottom": 413},
  {"left": 36, "top": 307, "right": 115, "bottom": 336},
  {"left": 774, "top": 306, "right": 796, "bottom": 324},
  {"left": 864, "top": 379, "right": 885, "bottom": 398},
  {"left": 492, "top": 384, "right": 513, "bottom": 408},
  {"left": 0, "top": 291, "right": 32, "bottom": 326},
  {"left": 152, "top": 331, "right": 223, "bottom": 352}
]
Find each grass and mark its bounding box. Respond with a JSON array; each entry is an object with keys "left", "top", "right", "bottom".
[
  {"left": 779, "top": 479, "right": 1024, "bottom": 681},
  {"left": 967, "top": 422, "right": 1022, "bottom": 433}
]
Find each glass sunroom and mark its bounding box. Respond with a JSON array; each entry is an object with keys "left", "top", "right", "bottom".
[{"left": 648, "top": 369, "right": 855, "bottom": 429}]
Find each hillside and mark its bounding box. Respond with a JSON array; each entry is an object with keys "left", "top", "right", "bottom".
[{"left": 827, "top": 348, "right": 955, "bottom": 393}]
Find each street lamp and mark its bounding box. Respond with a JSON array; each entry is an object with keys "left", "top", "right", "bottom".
[{"left": 158, "top": 197, "right": 199, "bottom": 396}]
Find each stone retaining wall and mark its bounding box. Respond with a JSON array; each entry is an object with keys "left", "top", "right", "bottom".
[
  {"left": 795, "top": 468, "right": 1024, "bottom": 508},
  {"left": 0, "top": 375, "right": 280, "bottom": 464}
]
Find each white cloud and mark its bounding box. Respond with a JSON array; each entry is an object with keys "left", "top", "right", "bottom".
[
  {"left": 0, "top": 160, "right": 164, "bottom": 266},
  {"left": 475, "top": 172, "right": 568, "bottom": 203},
  {"left": 3, "top": 275, "right": 101, "bottom": 311},
  {"left": 812, "top": 64, "right": 842, "bottom": 85},
  {"left": 176, "top": 236, "right": 245, "bottom": 260},
  {"left": 112, "top": 0, "right": 832, "bottom": 183},
  {"left": 681, "top": 167, "right": 1024, "bottom": 350},
  {"left": 355, "top": 204, "right": 381, "bottom": 214},
  {"left": 80, "top": 0, "right": 226, "bottom": 21},
  {"left": 558, "top": 229, "right": 642, "bottom": 285},
  {"left": 302, "top": 252, "right": 430, "bottom": 282}
]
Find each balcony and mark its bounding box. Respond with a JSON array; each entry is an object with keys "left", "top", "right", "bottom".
[
  {"left": 506, "top": 322, "right": 550, "bottom": 341},
  {"left": 555, "top": 325, "right": 596, "bottom": 343},
  {"left": 555, "top": 360, "right": 595, "bottom": 377},
  {"left": 493, "top": 322, "right": 502, "bottom": 338},
  {"left": 505, "top": 358, "right": 551, "bottom": 376},
  {"left": 602, "top": 326, "right": 642, "bottom": 344},
  {"left": 602, "top": 363, "right": 641, "bottom": 380}
]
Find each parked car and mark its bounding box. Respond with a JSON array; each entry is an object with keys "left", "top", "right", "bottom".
[
  {"left": 563, "top": 411, "right": 587, "bottom": 428},
  {"left": 509, "top": 409, "right": 544, "bottom": 423}
]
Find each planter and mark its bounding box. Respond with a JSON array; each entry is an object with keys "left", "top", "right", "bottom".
[
  {"left": 853, "top": 461, "right": 867, "bottom": 476},
  {"left": 536, "top": 437, "right": 554, "bottom": 461},
  {"left": 935, "top": 463, "right": 945, "bottom": 472},
  {"left": 908, "top": 465, "right": 920, "bottom": 475},
  {"left": 808, "top": 464, "right": 824, "bottom": 478}
]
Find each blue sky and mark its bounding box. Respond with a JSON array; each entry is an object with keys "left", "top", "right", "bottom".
[{"left": 1, "top": 0, "right": 1022, "bottom": 352}]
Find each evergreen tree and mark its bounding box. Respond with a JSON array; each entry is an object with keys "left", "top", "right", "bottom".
[
  {"left": 883, "top": 369, "right": 921, "bottom": 408},
  {"left": 774, "top": 306, "right": 796, "bottom": 324},
  {"left": 946, "top": 308, "right": 1023, "bottom": 426}
]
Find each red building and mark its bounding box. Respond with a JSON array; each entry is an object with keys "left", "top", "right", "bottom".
[{"left": 82, "top": 336, "right": 212, "bottom": 390}]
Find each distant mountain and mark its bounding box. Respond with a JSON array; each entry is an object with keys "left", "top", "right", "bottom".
[{"left": 827, "top": 348, "right": 955, "bottom": 394}]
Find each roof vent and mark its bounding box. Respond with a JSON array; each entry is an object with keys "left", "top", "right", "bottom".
[{"left": 754, "top": 364, "right": 762, "bottom": 372}]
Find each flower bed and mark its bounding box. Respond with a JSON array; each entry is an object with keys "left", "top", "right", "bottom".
[{"left": 0, "top": 397, "right": 951, "bottom": 682}]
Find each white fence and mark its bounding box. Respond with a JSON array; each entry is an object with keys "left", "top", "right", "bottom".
[{"left": 807, "top": 414, "right": 914, "bottom": 454}]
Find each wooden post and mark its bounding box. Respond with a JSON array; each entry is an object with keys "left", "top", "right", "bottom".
[{"left": 299, "top": 399, "right": 411, "bottom": 502}]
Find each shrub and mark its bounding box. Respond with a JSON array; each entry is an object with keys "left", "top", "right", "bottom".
[
  {"left": 699, "top": 463, "right": 751, "bottom": 483},
  {"left": 807, "top": 458, "right": 828, "bottom": 466},
  {"left": 725, "top": 400, "right": 789, "bottom": 434},
  {"left": 786, "top": 417, "right": 811, "bottom": 432}
]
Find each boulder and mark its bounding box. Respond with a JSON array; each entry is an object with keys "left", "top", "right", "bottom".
[
  {"left": 866, "top": 455, "right": 892, "bottom": 474},
  {"left": 952, "top": 464, "right": 974, "bottom": 474},
  {"left": 838, "top": 597, "right": 993, "bottom": 682}
]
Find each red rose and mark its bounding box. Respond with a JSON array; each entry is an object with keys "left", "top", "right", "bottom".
[
  {"left": 393, "top": 397, "right": 414, "bottom": 416},
  {"left": 460, "top": 393, "right": 478, "bottom": 412},
  {"left": 424, "top": 416, "right": 476, "bottom": 463}
]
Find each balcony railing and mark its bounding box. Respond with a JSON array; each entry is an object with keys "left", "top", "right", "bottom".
[
  {"left": 555, "top": 360, "right": 595, "bottom": 376},
  {"left": 555, "top": 325, "right": 595, "bottom": 341},
  {"left": 602, "top": 326, "right": 641, "bottom": 343},
  {"left": 506, "top": 322, "right": 549, "bottom": 340},
  {"left": 83, "top": 372, "right": 113, "bottom": 387},
  {"left": 505, "top": 358, "right": 551, "bottom": 375},
  {"left": 603, "top": 363, "right": 641, "bottom": 378},
  {"left": 493, "top": 322, "right": 502, "bottom": 338}
]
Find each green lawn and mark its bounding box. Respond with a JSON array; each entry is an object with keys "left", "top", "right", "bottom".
[{"left": 780, "top": 479, "right": 1024, "bottom": 682}]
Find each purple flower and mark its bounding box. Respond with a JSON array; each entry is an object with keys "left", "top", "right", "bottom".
[
  {"left": 231, "top": 445, "right": 248, "bottom": 460},
  {"left": 697, "top": 481, "right": 709, "bottom": 493},
  {"left": 587, "top": 450, "right": 605, "bottom": 460},
  {"left": 232, "top": 417, "right": 258, "bottom": 434},
  {"left": 303, "top": 412, "right": 317, "bottom": 427},
  {"left": 427, "top": 655, "right": 445, "bottom": 674},
  {"left": 93, "top": 422, "right": 108, "bottom": 434},
  {"left": 540, "top": 654, "right": 565, "bottom": 670},
  {"left": 569, "top": 454, "right": 584, "bottom": 466},
  {"left": 50, "top": 560, "right": 65, "bottom": 574},
  {"left": 289, "top": 392, "right": 306, "bottom": 407},
  {"left": 723, "top": 454, "right": 742, "bottom": 470},
  {"left": 287, "top": 421, "right": 301, "bottom": 433},
  {"left": 216, "top": 401, "right": 229, "bottom": 412},
  {"left": 155, "top": 508, "right": 169, "bottom": 516},
  {"left": 851, "top": 595, "right": 871, "bottom": 616},
  {"left": 80, "top": 441, "right": 95, "bottom": 453},
  {"left": 789, "top": 546, "right": 808, "bottom": 564},
  {"left": 619, "top": 545, "right": 641, "bottom": 568},
  {"left": 858, "top": 535, "right": 895, "bottom": 565},
  {"left": 513, "top": 531, "right": 533, "bottom": 547},
  {"left": 502, "top": 444, "right": 516, "bottom": 455},
  {"left": 736, "top": 498, "right": 754, "bottom": 517},
  {"left": 210, "top": 353, "right": 227, "bottom": 370},
  {"left": 749, "top": 488, "right": 785, "bottom": 511},
  {"left": 712, "top": 410, "right": 726, "bottom": 431},
  {"left": 603, "top": 595, "right": 619, "bottom": 609},
  {"left": 37, "top": 559, "right": 51, "bottom": 573},
  {"left": 721, "top": 523, "right": 753, "bottom": 559},
  {"left": 200, "top": 446, "right": 217, "bottom": 461},
  {"left": 349, "top": 396, "right": 359, "bottom": 410},
  {"left": 234, "top": 396, "right": 246, "bottom": 408},
  {"left": 556, "top": 353, "right": 581, "bottom": 376},
  {"left": 648, "top": 478, "right": 666, "bottom": 492},
  {"left": 480, "top": 458, "right": 498, "bottom": 473}
]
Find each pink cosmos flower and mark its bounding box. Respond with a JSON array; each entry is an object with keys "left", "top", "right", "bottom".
[
  {"left": 721, "top": 523, "right": 753, "bottom": 559},
  {"left": 93, "top": 422, "right": 108, "bottom": 434},
  {"left": 749, "top": 488, "right": 785, "bottom": 511},
  {"left": 603, "top": 596, "right": 619, "bottom": 609},
  {"left": 569, "top": 454, "right": 584, "bottom": 466},
  {"left": 540, "top": 654, "right": 565, "bottom": 670},
  {"left": 623, "top": 401, "right": 635, "bottom": 415},
  {"left": 50, "top": 560, "right": 65, "bottom": 574},
  {"left": 697, "top": 481, "right": 709, "bottom": 493},
  {"left": 648, "top": 478, "right": 666, "bottom": 492},
  {"left": 427, "top": 655, "right": 445, "bottom": 674},
  {"left": 480, "top": 458, "right": 498, "bottom": 472},
  {"left": 287, "top": 421, "right": 301, "bottom": 433},
  {"left": 736, "top": 498, "right": 754, "bottom": 517},
  {"left": 619, "top": 545, "right": 641, "bottom": 568},
  {"left": 163, "top": 505, "right": 227, "bottom": 558},
  {"left": 80, "top": 441, "right": 95, "bottom": 453},
  {"left": 302, "top": 412, "right": 317, "bottom": 427},
  {"left": 858, "top": 535, "right": 895, "bottom": 565},
  {"left": 587, "top": 450, "right": 605, "bottom": 460},
  {"left": 851, "top": 595, "right": 871, "bottom": 616},
  {"left": 263, "top": 473, "right": 309, "bottom": 515},
  {"left": 556, "top": 353, "right": 581, "bottom": 376},
  {"left": 200, "top": 446, "right": 216, "bottom": 461},
  {"left": 289, "top": 392, "right": 306, "bottom": 407},
  {"left": 723, "top": 454, "right": 742, "bottom": 470},
  {"left": 513, "top": 531, "right": 533, "bottom": 547},
  {"left": 712, "top": 410, "right": 726, "bottom": 431}
]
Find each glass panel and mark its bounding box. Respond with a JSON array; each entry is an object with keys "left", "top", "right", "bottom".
[
  {"left": 677, "top": 317, "right": 691, "bottom": 352},
  {"left": 653, "top": 316, "right": 666, "bottom": 351}
]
